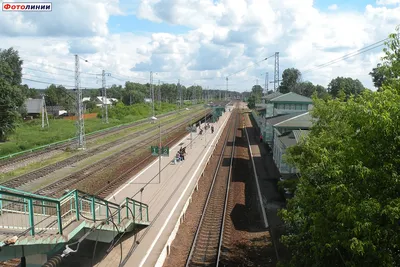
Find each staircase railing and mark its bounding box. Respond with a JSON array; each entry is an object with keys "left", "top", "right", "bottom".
[{"left": 0, "top": 186, "right": 149, "bottom": 237}]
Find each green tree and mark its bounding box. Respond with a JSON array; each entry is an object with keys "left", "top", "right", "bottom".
[
  {"left": 327, "top": 77, "right": 365, "bottom": 99},
  {"left": 279, "top": 29, "right": 400, "bottom": 267},
  {"left": 280, "top": 89, "right": 400, "bottom": 267},
  {"left": 44, "top": 84, "right": 74, "bottom": 110},
  {"left": 247, "top": 95, "right": 256, "bottom": 109},
  {"left": 295, "top": 81, "right": 315, "bottom": 97},
  {"left": 278, "top": 68, "right": 302, "bottom": 93},
  {"left": 0, "top": 48, "right": 22, "bottom": 86},
  {"left": 251, "top": 84, "right": 263, "bottom": 99},
  {"left": 369, "top": 63, "right": 386, "bottom": 90},
  {"left": 371, "top": 26, "right": 400, "bottom": 90},
  {"left": 0, "top": 48, "right": 25, "bottom": 141}
]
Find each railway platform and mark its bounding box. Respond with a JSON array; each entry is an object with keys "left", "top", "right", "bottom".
[
  {"left": 91, "top": 108, "right": 232, "bottom": 267},
  {"left": 0, "top": 106, "right": 231, "bottom": 267}
]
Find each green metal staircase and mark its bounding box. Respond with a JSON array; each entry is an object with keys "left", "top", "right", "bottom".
[{"left": 0, "top": 186, "right": 150, "bottom": 261}]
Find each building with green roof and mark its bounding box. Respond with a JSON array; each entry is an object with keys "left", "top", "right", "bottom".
[
  {"left": 269, "top": 92, "right": 313, "bottom": 116},
  {"left": 273, "top": 129, "right": 310, "bottom": 175}
]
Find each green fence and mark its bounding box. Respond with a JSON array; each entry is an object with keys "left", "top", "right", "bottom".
[{"left": 0, "top": 186, "right": 149, "bottom": 237}]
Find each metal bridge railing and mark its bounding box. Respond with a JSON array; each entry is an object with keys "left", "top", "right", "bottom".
[{"left": 0, "top": 186, "right": 149, "bottom": 237}]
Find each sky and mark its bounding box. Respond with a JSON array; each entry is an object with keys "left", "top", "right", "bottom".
[{"left": 0, "top": 0, "right": 399, "bottom": 92}]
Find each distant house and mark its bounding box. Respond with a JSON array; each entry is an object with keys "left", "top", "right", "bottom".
[
  {"left": 47, "top": 106, "right": 67, "bottom": 116},
  {"left": 82, "top": 97, "right": 118, "bottom": 107},
  {"left": 25, "top": 98, "right": 44, "bottom": 117},
  {"left": 95, "top": 96, "right": 118, "bottom": 107}
]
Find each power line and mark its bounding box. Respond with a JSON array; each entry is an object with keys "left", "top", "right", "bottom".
[
  {"left": 22, "top": 77, "right": 98, "bottom": 89},
  {"left": 22, "top": 59, "right": 100, "bottom": 76},
  {"left": 22, "top": 73, "right": 74, "bottom": 84},
  {"left": 22, "top": 77, "right": 75, "bottom": 88},
  {"left": 302, "top": 38, "right": 388, "bottom": 74}
]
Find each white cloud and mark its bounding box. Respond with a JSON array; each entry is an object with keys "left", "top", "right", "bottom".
[
  {"left": 328, "top": 4, "right": 338, "bottom": 10},
  {"left": 376, "top": 0, "right": 400, "bottom": 5},
  {"left": 1, "top": 0, "right": 400, "bottom": 92}
]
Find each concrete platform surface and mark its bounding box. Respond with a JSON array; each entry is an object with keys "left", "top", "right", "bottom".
[{"left": 94, "top": 110, "right": 232, "bottom": 267}]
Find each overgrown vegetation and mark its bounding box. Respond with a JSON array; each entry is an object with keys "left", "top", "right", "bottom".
[
  {"left": 0, "top": 103, "right": 198, "bottom": 157},
  {"left": 278, "top": 26, "right": 400, "bottom": 267}
]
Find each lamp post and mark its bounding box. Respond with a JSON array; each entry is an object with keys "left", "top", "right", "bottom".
[{"left": 205, "top": 112, "right": 207, "bottom": 145}]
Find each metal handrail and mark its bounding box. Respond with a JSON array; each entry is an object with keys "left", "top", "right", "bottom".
[{"left": 0, "top": 186, "right": 150, "bottom": 237}]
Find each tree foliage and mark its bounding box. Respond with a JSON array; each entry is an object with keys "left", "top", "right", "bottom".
[
  {"left": 279, "top": 68, "right": 302, "bottom": 94},
  {"left": 327, "top": 77, "right": 365, "bottom": 99},
  {"left": 370, "top": 26, "right": 400, "bottom": 90},
  {"left": 279, "top": 28, "right": 400, "bottom": 267},
  {"left": 0, "top": 48, "right": 25, "bottom": 141},
  {"left": 369, "top": 64, "right": 386, "bottom": 90},
  {"left": 44, "top": 84, "right": 74, "bottom": 110}
]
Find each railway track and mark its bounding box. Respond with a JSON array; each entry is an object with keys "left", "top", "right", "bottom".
[
  {"left": 0, "top": 108, "right": 199, "bottom": 170},
  {"left": 33, "top": 114, "right": 206, "bottom": 197},
  {"left": 185, "top": 110, "right": 238, "bottom": 267},
  {"left": 1, "top": 111, "right": 210, "bottom": 190}
]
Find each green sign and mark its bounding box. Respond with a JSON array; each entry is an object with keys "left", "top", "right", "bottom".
[
  {"left": 151, "top": 146, "right": 159, "bottom": 156},
  {"left": 161, "top": 146, "right": 169, "bottom": 157}
]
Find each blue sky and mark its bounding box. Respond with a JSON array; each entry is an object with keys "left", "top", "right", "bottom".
[
  {"left": 109, "top": 0, "right": 379, "bottom": 36},
  {"left": 108, "top": 15, "right": 191, "bottom": 35},
  {"left": 314, "top": 0, "right": 377, "bottom": 11}
]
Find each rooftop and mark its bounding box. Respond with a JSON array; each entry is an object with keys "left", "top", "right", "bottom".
[
  {"left": 262, "top": 92, "right": 282, "bottom": 101},
  {"left": 269, "top": 92, "right": 313, "bottom": 103},
  {"left": 25, "top": 98, "right": 44, "bottom": 114},
  {"left": 274, "top": 112, "right": 314, "bottom": 128},
  {"left": 279, "top": 129, "right": 310, "bottom": 148},
  {"left": 266, "top": 111, "right": 308, "bottom": 126}
]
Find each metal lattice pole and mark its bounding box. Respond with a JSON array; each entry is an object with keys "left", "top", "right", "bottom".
[
  {"left": 274, "top": 52, "right": 279, "bottom": 92},
  {"left": 158, "top": 80, "right": 161, "bottom": 109},
  {"left": 225, "top": 77, "right": 228, "bottom": 100},
  {"left": 150, "top": 71, "right": 154, "bottom": 117},
  {"left": 75, "top": 55, "right": 85, "bottom": 150},
  {"left": 101, "top": 70, "right": 111, "bottom": 123},
  {"left": 265, "top": 72, "right": 268, "bottom": 95},
  {"left": 178, "top": 79, "right": 182, "bottom": 109}
]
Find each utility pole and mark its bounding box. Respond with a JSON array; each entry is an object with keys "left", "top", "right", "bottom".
[
  {"left": 204, "top": 109, "right": 207, "bottom": 146},
  {"left": 225, "top": 77, "right": 228, "bottom": 100},
  {"left": 274, "top": 52, "right": 280, "bottom": 92},
  {"left": 41, "top": 94, "right": 49, "bottom": 128},
  {"left": 178, "top": 79, "right": 182, "bottom": 109},
  {"left": 102, "top": 70, "right": 111, "bottom": 123},
  {"left": 265, "top": 72, "right": 269, "bottom": 95},
  {"left": 150, "top": 71, "right": 154, "bottom": 117},
  {"left": 75, "top": 55, "right": 85, "bottom": 150},
  {"left": 158, "top": 80, "right": 161, "bottom": 109},
  {"left": 158, "top": 120, "right": 161, "bottom": 183}
]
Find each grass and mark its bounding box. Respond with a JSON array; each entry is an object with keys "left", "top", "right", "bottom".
[
  {"left": 0, "top": 151, "right": 76, "bottom": 183},
  {"left": 0, "top": 107, "right": 207, "bottom": 182},
  {"left": 0, "top": 103, "right": 202, "bottom": 157}
]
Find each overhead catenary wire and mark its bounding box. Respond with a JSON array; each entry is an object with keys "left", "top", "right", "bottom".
[{"left": 302, "top": 38, "right": 388, "bottom": 74}]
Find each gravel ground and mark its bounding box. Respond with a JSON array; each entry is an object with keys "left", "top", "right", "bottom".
[
  {"left": 162, "top": 116, "right": 232, "bottom": 267},
  {"left": 163, "top": 111, "right": 275, "bottom": 267},
  {"left": 220, "top": 113, "right": 275, "bottom": 267},
  {"left": 0, "top": 149, "right": 63, "bottom": 174}
]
